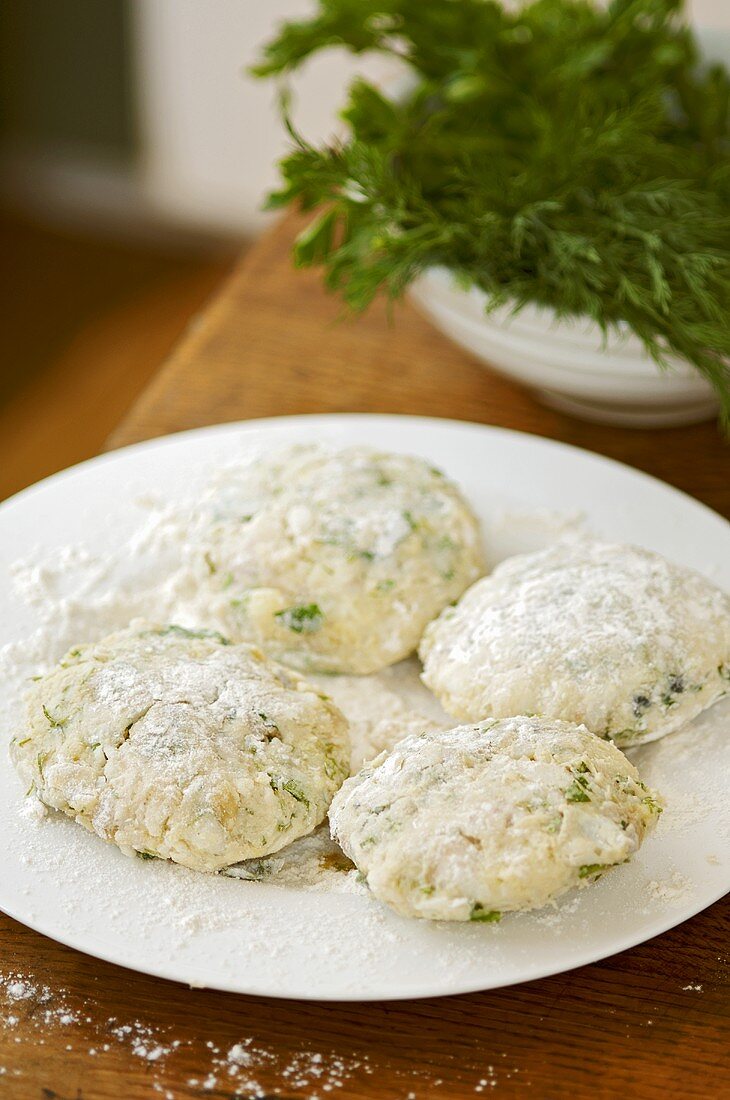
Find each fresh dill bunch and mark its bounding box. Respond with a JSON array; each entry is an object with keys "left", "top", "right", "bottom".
[{"left": 253, "top": 0, "right": 730, "bottom": 425}]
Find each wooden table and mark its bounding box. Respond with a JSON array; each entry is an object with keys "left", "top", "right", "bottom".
[{"left": 2, "top": 212, "right": 728, "bottom": 1099}]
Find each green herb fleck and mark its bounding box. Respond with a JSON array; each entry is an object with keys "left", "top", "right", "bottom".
[
  {"left": 282, "top": 779, "right": 310, "bottom": 808},
  {"left": 565, "top": 781, "right": 591, "bottom": 804},
  {"left": 42, "top": 705, "right": 67, "bottom": 730},
  {"left": 470, "top": 904, "right": 501, "bottom": 923},
  {"left": 632, "top": 693, "right": 652, "bottom": 718},
  {"left": 237, "top": 858, "right": 276, "bottom": 880},
  {"left": 136, "top": 850, "right": 158, "bottom": 861},
  {"left": 257, "top": 712, "right": 280, "bottom": 734},
  {"left": 150, "top": 624, "right": 231, "bottom": 645},
  {"left": 659, "top": 674, "right": 694, "bottom": 707},
  {"left": 275, "top": 603, "right": 324, "bottom": 634},
  {"left": 579, "top": 863, "right": 609, "bottom": 879},
  {"left": 323, "top": 744, "right": 344, "bottom": 781}
]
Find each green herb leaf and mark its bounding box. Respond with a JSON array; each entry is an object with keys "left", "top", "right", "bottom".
[
  {"left": 257, "top": 712, "right": 280, "bottom": 734},
  {"left": 565, "top": 781, "right": 591, "bottom": 803},
  {"left": 579, "top": 863, "right": 608, "bottom": 878},
  {"left": 42, "top": 705, "right": 67, "bottom": 729},
  {"left": 282, "top": 779, "right": 310, "bottom": 808},
  {"left": 275, "top": 603, "right": 325, "bottom": 634},
  {"left": 254, "top": 0, "right": 730, "bottom": 429},
  {"left": 470, "top": 903, "right": 501, "bottom": 923},
  {"left": 148, "top": 624, "right": 231, "bottom": 645}
]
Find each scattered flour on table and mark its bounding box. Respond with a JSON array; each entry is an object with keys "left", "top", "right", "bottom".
[{"left": 1, "top": 965, "right": 529, "bottom": 1096}]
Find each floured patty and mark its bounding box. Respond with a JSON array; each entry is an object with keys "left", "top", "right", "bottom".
[
  {"left": 329, "top": 716, "right": 661, "bottom": 921},
  {"left": 420, "top": 540, "right": 730, "bottom": 746},
  {"left": 198, "top": 444, "right": 485, "bottom": 674},
  {"left": 10, "top": 622, "right": 350, "bottom": 872}
]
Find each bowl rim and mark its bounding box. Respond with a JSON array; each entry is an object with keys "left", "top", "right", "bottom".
[{"left": 411, "top": 267, "right": 706, "bottom": 382}]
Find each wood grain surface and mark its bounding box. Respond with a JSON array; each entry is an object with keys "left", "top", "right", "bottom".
[{"left": 2, "top": 211, "right": 728, "bottom": 1100}]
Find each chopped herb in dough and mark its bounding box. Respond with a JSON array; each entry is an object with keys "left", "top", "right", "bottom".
[{"left": 275, "top": 603, "right": 325, "bottom": 634}]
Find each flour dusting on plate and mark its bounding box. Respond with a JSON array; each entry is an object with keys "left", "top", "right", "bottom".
[{"left": 0, "top": 420, "right": 728, "bottom": 1001}]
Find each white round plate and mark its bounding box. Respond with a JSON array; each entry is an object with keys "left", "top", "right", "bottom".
[{"left": 0, "top": 415, "right": 728, "bottom": 1001}]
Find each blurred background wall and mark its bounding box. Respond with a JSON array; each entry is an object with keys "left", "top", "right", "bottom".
[
  {"left": 2, "top": 0, "right": 728, "bottom": 239},
  {"left": 0, "top": 0, "right": 728, "bottom": 500},
  {"left": 0, "top": 0, "right": 396, "bottom": 241}
]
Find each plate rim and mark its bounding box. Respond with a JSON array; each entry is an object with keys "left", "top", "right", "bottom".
[
  {"left": 0, "top": 869, "right": 727, "bottom": 1002},
  {"left": 1, "top": 412, "right": 728, "bottom": 537}
]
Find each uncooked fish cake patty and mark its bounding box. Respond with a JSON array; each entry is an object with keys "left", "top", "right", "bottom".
[
  {"left": 329, "top": 717, "right": 661, "bottom": 921},
  {"left": 199, "top": 445, "right": 485, "bottom": 674},
  {"left": 11, "top": 623, "right": 349, "bottom": 872},
  {"left": 420, "top": 540, "right": 730, "bottom": 747}
]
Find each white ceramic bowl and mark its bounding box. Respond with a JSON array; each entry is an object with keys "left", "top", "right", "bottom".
[{"left": 410, "top": 267, "right": 719, "bottom": 427}]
